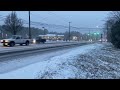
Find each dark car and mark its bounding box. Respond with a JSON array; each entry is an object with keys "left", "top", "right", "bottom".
[{"left": 35, "top": 36, "right": 46, "bottom": 44}]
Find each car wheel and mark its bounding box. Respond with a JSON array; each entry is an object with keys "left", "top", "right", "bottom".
[
  {"left": 3, "top": 44, "right": 7, "bottom": 47},
  {"left": 25, "top": 41, "right": 29, "bottom": 46},
  {"left": 10, "top": 42, "right": 15, "bottom": 47}
]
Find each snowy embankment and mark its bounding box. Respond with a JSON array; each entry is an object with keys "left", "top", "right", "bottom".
[{"left": 0, "top": 43, "right": 104, "bottom": 79}]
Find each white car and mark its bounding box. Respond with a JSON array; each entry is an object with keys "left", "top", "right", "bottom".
[{"left": 1, "top": 35, "right": 32, "bottom": 47}]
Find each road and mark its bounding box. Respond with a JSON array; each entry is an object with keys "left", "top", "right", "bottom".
[
  {"left": 0, "top": 41, "right": 91, "bottom": 55},
  {"left": 0, "top": 42, "right": 90, "bottom": 74}
]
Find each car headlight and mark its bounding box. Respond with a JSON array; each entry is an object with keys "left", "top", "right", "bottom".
[
  {"left": 0, "top": 40, "right": 3, "bottom": 42},
  {"left": 33, "top": 39, "right": 36, "bottom": 44},
  {"left": 5, "top": 40, "right": 9, "bottom": 42}
]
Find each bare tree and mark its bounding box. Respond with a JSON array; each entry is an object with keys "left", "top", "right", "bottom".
[
  {"left": 4, "top": 11, "right": 23, "bottom": 35},
  {"left": 110, "top": 11, "right": 120, "bottom": 20},
  {"left": 104, "top": 11, "right": 120, "bottom": 42},
  {"left": 104, "top": 11, "right": 120, "bottom": 48}
]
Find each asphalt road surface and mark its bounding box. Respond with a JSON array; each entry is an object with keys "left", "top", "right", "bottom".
[{"left": 0, "top": 43, "right": 90, "bottom": 74}]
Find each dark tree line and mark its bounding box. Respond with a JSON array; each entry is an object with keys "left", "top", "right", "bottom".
[
  {"left": 105, "top": 11, "right": 120, "bottom": 48},
  {"left": 0, "top": 25, "right": 49, "bottom": 39}
]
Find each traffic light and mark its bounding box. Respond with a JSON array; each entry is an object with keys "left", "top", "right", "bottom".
[
  {"left": 94, "top": 32, "right": 100, "bottom": 35},
  {"left": 94, "top": 33, "right": 97, "bottom": 35},
  {"left": 97, "top": 32, "right": 100, "bottom": 35}
]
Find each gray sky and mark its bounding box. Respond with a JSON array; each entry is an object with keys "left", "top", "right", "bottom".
[{"left": 0, "top": 11, "right": 110, "bottom": 33}]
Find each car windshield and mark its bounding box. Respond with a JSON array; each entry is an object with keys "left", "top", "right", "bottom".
[
  {"left": 36, "top": 37, "right": 41, "bottom": 40},
  {"left": 10, "top": 36, "right": 17, "bottom": 39}
]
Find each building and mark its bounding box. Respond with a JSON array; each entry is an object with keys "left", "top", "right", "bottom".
[
  {"left": 72, "top": 36, "right": 78, "bottom": 41},
  {"left": 39, "top": 34, "right": 64, "bottom": 41}
]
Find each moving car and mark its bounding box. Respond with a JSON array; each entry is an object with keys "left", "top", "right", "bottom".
[
  {"left": 33, "top": 36, "right": 46, "bottom": 44},
  {"left": 0, "top": 35, "right": 32, "bottom": 47}
]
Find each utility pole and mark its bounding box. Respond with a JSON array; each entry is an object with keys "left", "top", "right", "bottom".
[
  {"left": 29, "top": 11, "right": 31, "bottom": 39},
  {"left": 89, "top": 29, "right": 90, "bottom": 41},
  {"left": 0, "top": 27, "right": 2, "bottom": 39},
  {"left": 0, "top": 26, "right": 4, "bottom": 39},
  {"left": 101, "top": 33, "right": 103, "bottom": 43},
  {"left": 69, "top": 22, "right": 71, "bottom": 41},
  {"left": 42, "top": 27, "right": 45, "bottom": 35}
]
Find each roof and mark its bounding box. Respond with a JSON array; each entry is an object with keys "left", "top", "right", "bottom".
[
  {"left": 39, "top": 34, "right": 64, "bottom": 37},
  {"left": 57, "top": 35, "right": 64, "bottom": 36}
]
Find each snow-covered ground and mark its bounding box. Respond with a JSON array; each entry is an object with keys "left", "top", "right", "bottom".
[
  {"left": 0, "top": 43, "right": 105, "bottom": 79},
  {"left": 0, "top": 42, "right": 120, "bottom": 79}
]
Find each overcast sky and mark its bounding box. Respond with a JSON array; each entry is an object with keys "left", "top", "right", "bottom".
[{"left": 0, "top": 11, "right": 110, "bottom": 33}]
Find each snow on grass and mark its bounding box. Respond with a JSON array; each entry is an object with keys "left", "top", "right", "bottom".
[
  {"left": 36, "top": 43, "right": 104, "bottom": 79},
  {"left": 71, "top": 43, "right": 120, "bottom": 79},
  {"left": 0, "top": 43, "right": 103, "bottom": 79}
]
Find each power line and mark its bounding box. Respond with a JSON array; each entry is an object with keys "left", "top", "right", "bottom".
[
  {"left": 22, "top": 19, "right": 68, "bottom": 28},
  {"left": 26, "top": 22, "right": 104, "bottom": 30},
  {"left": 0, "top": 15, "right": 6, "bottom": 18},
  {"left": 71, "top": 26, "right": 105, "bottom": 30},
  {"left": 0, "top": 12, "right": 103, "bottom": 32},
  {"left": 48, "top": 11, "right": 69, "bottom": 23},
  {"left": 22, "top": 18, "right": 105, "bottom": 37},
  {"left": 0, "top": 15, "right": 6, "bottom": 21},
  {"left": 0, "top": 17, "right": 105, "bottom": 32},
  {"left": 30, "top": 13, "right": 50, "bottom": 23},
  {"left": 22, "top": 19, "right": 104, "bottom": 31},
  {"left": 30, "top": 12, "right": 68, "bottom": 26},
  {"left": 47, "top": 11, "right": 69, "bottom": 26}
]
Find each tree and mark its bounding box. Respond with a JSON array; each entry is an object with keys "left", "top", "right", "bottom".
[
  {"left": 111, "top": 20, "right": 120, "bottom": 48},
  {"left": 18, "top": 27, "right": 46, "bottom": 38},
  {"left": 105, "top": 11, "right": 120, "bottom": 48},
  {"left": 3, "top": 11, "right": 23, "bottom": 35},
  {"left": 110, "top": 11, "right": 120, "bottom": 21},
  {"left": 44, "top": 29, "right": 48, "bottom": 35},
  {"left": 104, "top": 19, "right": 115, "bottom": 42}
]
